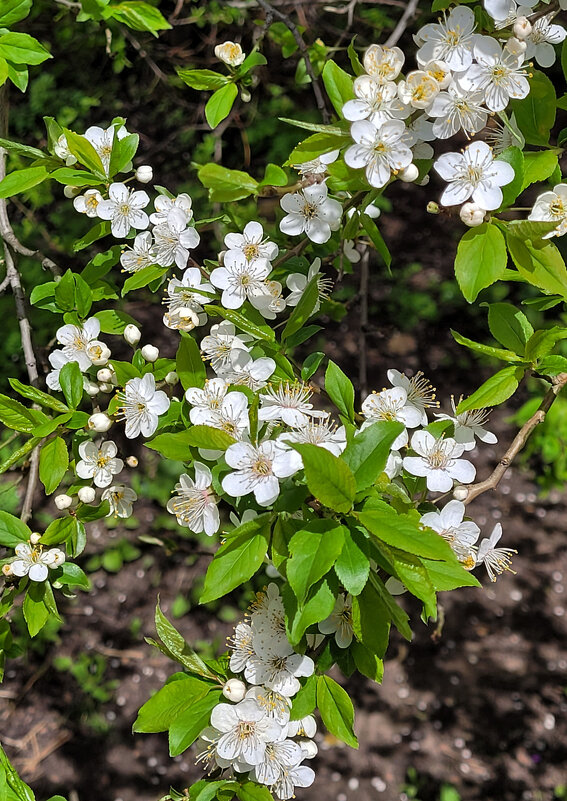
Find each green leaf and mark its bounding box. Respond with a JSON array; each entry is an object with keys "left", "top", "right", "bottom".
[
  {"left": 380, "top": 545, "right": 437, "bottom": 619},
  {"left": 177, "top": 67, "right": 229, "bottom": 90},
  {"left": 486, "top": 303, "right": 533, "bottom": 356},
  {"left": 325, "top": 360, "right": 355, "bottom": 423},
  {"left": 58, "top": 361, "right": 83, "bottom": 409},
  {"left": 290, "top": 675, "right": 317, "bottom": 720},
  {"left": 154, "top": 602, "right": 218, "bottom": 679},
  {"left": 198, "top": 163, "right": 258, "bottom": 203},
  {"left": 454, "top": 223, "right": 507, "bottom": 302},
  {"left": 421, "top": 558, "right": 481, "bottom": 591},
  {"left": 451, "top": 330, "right": 520, "bottom": 363},
  {"left": 360, "top": 213, "right": 391, "bottom": 266},
  {"left": 23, "top": 583, "right": 49, "bottom": 638},
  {"left": 108, "top": 132, "right": 139, "bottom": 177},
  {"left": 205, "top": 82, "right": 238, "bottom": 129},
  {"left": 301, "top": 351, "right": 325, "bottom": 381},
  {"left": 122, "top": 265, "right": 167, "bottom": 295},
  {"left": 322, "top": 60, "right": 355, "bottom": 116},
  {"left": 369, "top": 572, "right": 412, "bottom": 640},
  {"left": 0, "top": 136, "right": 45, "bottom": 160},
  {"left": 279, "top": 117, "right": 345, "bottom": 135},
  {"left": 343, "top": 421, "right": 404, "bottom": 490},
  {"left": 0, "top": 32, "right": 51, "bottom": 65},
  {"left": 358, "top": 502, "right": 456, "bottom": 561},
  {"left": 0, "top": 511, "right": 31, "bottom": 548},
  {"left": 63, "top": 129, "right": 105, "bottom": 176},
  {"left": 133, "top": 675, "right": 212, "bottom": 733},
  {"left": 168, "top": 692, "right": 221, "bottom": 756},
  {"left": 39, "top": 437, "right": 68, "bottom": 495},
  {"left": 347, "top": 37, "right": 364, "bottom": 76},
  {"left": 282, "top": 575, "right": 337, "bottom": 644},
  {"left": 351, "top": 579, "right": 391, "bottom": 655},
  {"left": 288, "top": 132, "right": 347, "bottom": 165},
  {"left": 73, "top": 221, "right": 111, "bottom": 251},
  {"left": 522, "top": 150, "right": 559, "bottom": 190},
  {"left": 0, "top": 165, "right": 48, "bottom": 198},
  {"left": 50, "top": 168, "right": 103, "bottom": 187},
  {"left": 537, "top": 354, "right": 567, "bottom": 376},
  {"left": 316, "top": 675, "right": 358, "bottom": 748},
  {"left": 456, "top": 365, "right": 525, "bottom": 412},
  {"left": 281, "top": 275, "right": 320, "bottom": 341},
  {"left": 497, "top": 147, "right": 524, "bottom": 208},
  {"left": 0, "top": 393, "right": 47, "bottom": 433},
  {"left": 507, "top": 235, "right": 567, "bottom": 299},
  {"left": 334, "top": 528, "right": 370, "bottom": 596},
  {"left": 0, "top": 0, "right": 32, "bottom": 26},
  {"left": 205, "top": 305, "right": 275, "bottom": 343},
  {"left": 108, "top": 1, "right": 172, "bottom": 34},
  {"left": 200, "top": 527, "right": 270, "bottom": 604},
  {"left": 291, "top": 443, "right": 356, "bottom": 513},
  {"left": 7, "top": 60, "right": 28, "bottom": 92},
  {"left": 145, "top": 431, "right": 193, "bottom": 461},
  {"left": 287, "top": 520, "right": 345, "bottom": 604},
  {"left": 260, "top": 163, "right": 288, "bottom": 187},
  {"left": 56, "top": 562, "right": 90, "bottom": 590},
  {"left": 184, "top": 425, "right": 236, "bottom": 451},
  {"left": 351, "top": 642, "right": 384, "bottom": 682},
  {"left": 510, "top": 70, "right": 556, "bottom": 146},
  {"left": 95, "top": 308, "right": 140, "bottom": 334},
  {"left": 8, "top": 380, "right": 69, "bottom": 414},
  {"left": 176, "top": 333, "right": 206, "bottom": 390}
]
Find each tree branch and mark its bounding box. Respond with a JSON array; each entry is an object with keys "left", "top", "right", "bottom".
[
  {"left": 463, "top": 373, "right": 567, "bottom": 505},
  {"left": 255, "top": 0, "right": 331, "bottom": 124},
  {"left": 384, "top": 0, "right": 420, "bottom": 46}
]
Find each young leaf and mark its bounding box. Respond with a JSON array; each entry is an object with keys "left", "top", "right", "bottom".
[
  {"left": 282, "top": 575, "right": 337, "bottom": 645},
  {"left": 358, "top": 503, "right": 456, "bottom": 561},
  {"left": 342, "top": 420, "right": 404, "bottom": 490},
  {"left": 0, "top": 511, "right": 31, "bottom": 548},
  {"left": 509, "top": 70, "right": 556, "bottom": 146},
  {"left": 200, "top": 526, "right": 270, "bottom": 604},
  {"left": 287, "top": 520, "right": 345, "bottom": 604},
  {"left": 507, "top": 235, "right": 567, "bottom": 299},
  {"left": 177, "top": 68, "right": 229, "bottom": 90},
  {"left": 39, "top": 436, "right": 69, "bottom": 495},
  {"left": 451, "top": 329, "right": 520, "bottom": 363},
  {"left": 9, "top": 379, "right": 69, "bottom": 414},
  {"left": 0, "top": 165, "right": 48, "bottom": 198},
  {"left": 168, "top": 691, "right": 222, "bottom": 756},
  {"left": 334, "top": 527, "right": 370, "bottom": 596},
  {"left": 154, "top": 601, "right": 218, "bottom": 680},
  {"left": 454, "top": 223, "right": 507, "bottom": 302},
  {"left": 290, "top": 674, "right": 317, "bottom": 720},
  {"left": 281, "top": 275, "right": 320, "bottom": 341},
  {"left": 176, "top": 333, "right": 206, "bottom": 390},
  {"left": 486, "top": 303, "right": 533, "bottom": 356},
  {"left": 198, "top": 163, "right": 258, "bottom": 203},
  {"left": 23, "top": 583, "right": 49, "bottom": 638},
  {"left": 351, "top": 579, "right": 391, "bottom": 656},
  {"left": 456, "top": 365, "right": 526, "bottom": 412},
  {"left": 325, "top": 360, "right": 355, "bottom": 423},
  {"left": 290, "top": 443, "right": 356, "bottom": 513},
  {"left": 133, "top": 675, "right": 212, "bottom": 733},
  {"left": 322, "top": 60, "right": 355, "bottom": 116},
  {"left": 205, "top": 82, "right": 238, "bottom": 129},
  {"left": 316, "top": 675, "right": 358, "bottom": 748},
  {"left": 185, "top": 425, "right": 236, "bottom": 451},
  {"left": 58, "top": 361, "right": 83, "bottom": 409}
]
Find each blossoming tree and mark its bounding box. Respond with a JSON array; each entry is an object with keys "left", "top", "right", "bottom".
[{"left": 1, "top": 0, "right": 567, "bottom": 798}]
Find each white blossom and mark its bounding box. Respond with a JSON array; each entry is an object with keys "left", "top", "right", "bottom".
[
  {"left": 150, "top": 193, "right": 193, "bottom": 226},
  {"left": 222, "top": 352, "right": 276, "bottom": 391},
  {"left": 120, "top": 231, "right": 155, "bottom": 273},
  {"left": 428, "top": 83, "right": 488, "bottom": 139},
  {"left": 166, "top": 463, "right": 220, "bottom": 536},
  {"left": 397, "top": 70, "right": 440, "bottom": 110},
  {"left": 363, "top": 44, "right": 405, "bottom": 82},
  {"left": 416, "top": 5, "right": 477, "bottom": 71},
  {"left": 342, "top": 76, "right": 410, "bottom": 126},
  {"left": 84, "top": 123, "right": 129, "bottom": 174},
  {"left": 73, "top": 189, "right": 103, "bottom": 217},
  {"left": 229, "top": 622, "right": 256, "bottom": 672},
  {"left": 224, "top": 221, "right": 278, "bottom": 270},
  {"left": 252, "top": 740, "right": 304, "bottom": 788},
  {"left": 215, "top": 41, "right": 246, "bottom": 66},
  {"left": 458, "top": 36, "right": 530, "bottom": 112},
  {"left": 278, "top": 417, "right": 347, "bottom": 457},
  {"left": 361, "top": 387, "right": 423, "bottom": 449},
  {"left": 279, "top": 182, "right": 342, "bottom": 245},
  {"left": 292, "top": 149, "right": 339, "bottom": 176},
  {"left": 56, "top": 317, "right": 101, "bottom": 371},
  {"left": 210, "top": 255, "right": 272, "bottom": 311},
  {"left": 222, "top": 441, "right": 301, "bottom": 506},
  {"left": 200, "top": 321, "right": 250, "bottom": 374},
  {"left": 528, "top": 183, "right": 567, "bottom": 238},
  {"left": 210, "top": 699, "right": 283, "bottom": 766},
  {"left": 163, "top": 267, "right": 212, "bottom": 326},
  {"left": 403, "top": 430, "right": 476, "bottom": 492},
  {"left": 117, "top": 373, "right": 170, "bottom": 438},
  {"left": 387, "top": 369, "right": 438, "bottom": 424},
  {"left": 434, "top": 140, "right": 515, "bottom": 211},
  {"left": 345, "top": 119, "right": 413, "bottom": 189},
  {"left": 524, "top": 14, "right": 567, "bottom": 67},
  {"left": 420, "top": 500, "right": 480, "bottom": 567},
  {"left": 272, "top": 763, "right": 315, "bottom": 800},
  {"left": 285, "top": 257, "right": 333, "bottom": 313},
  {"left": 258, "top": 382, "right": 324, "bottom": 428},
  {"left": 46, "top": 349, "right": 71, "bottom": 391},
  {"left": 245, "top": 648, "right": 314, "bottom": 697},
  {"left": 11, "top": 542, "right": 65, "bottom": 582},
  {"left": 101, "top": 484, "right": 137, "bottom": 518},
  {"left": 435, "top": 397, "right": 498, "bottom": 450},
  {"left": 96, "top": 182, "right": 149, "bottom": 239},
  {"left": 76, "top": 440, "right": 124, "bottom": 488},
  {"left": 245, "top": 686, "right": 291, "bottom": 727},
  {"left": 318, "top": 594, "right": 354, "bottom": 648},
  {"left": 54, "top": 134, "right": 76, "bottom": 165},
  {"left": 476, "top": 523, "right": 517, "bottom": 581},
  {"left": 152, "top": 209, "right": 200, "bottom": 269}
]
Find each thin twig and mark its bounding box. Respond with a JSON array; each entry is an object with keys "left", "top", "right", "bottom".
[
  {"left": 385, "top": 0, "right": 420, "bottom": 46},
  {"left": 358, "top": 250, "right": 369, "bottom": 398},
  {"left": 463, "top": 373, "right": 567, "bottom": 505},
  {"left": 255, "top": 0, "right": 331, "bottom": 124}
]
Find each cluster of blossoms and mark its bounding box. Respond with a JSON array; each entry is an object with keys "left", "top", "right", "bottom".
[
  {"left": 196, "top": 584, "right": 316, "bottom": 800},
  {"left": 2, "top": 534, "right": 65, "bottom": 583}
]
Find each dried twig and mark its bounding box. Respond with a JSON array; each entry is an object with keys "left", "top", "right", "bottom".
[
  {"left": 385, "top": 0, "right": 420, "bottom": 46},
  {"left": 464, "top": 373, "right": 567, "bottom": 505},
  {"left": 255, "top": 0, "right": 331, "bottom": 124}
]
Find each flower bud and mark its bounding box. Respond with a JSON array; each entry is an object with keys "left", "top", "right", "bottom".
[
  {"left": 88, "top": 412, "right": 113, "bottom": 432},
  {"left": 126, "top": 456, "right": 138, "bottom": 468},
  {"left": 123, "top": 324, "right": 141, "bottom": 346},
  {"left": 63, "top": 185, "right": 80, "bottom": 199},
  {"left": 87, "top": 341, "right": 111, "bottom": 366},
  {"left": 141, "top": 344, "right": 159, "bottom": 362},
  {"left": 98, "top": 382, "right": 114, "bottom": 393},
  {"left": 54, "top": 493, "right": 73, "bottom": 510},
  {"left": 427, "top": 201, "right": 440, "bottom": 214},
  {"left": 165, "top": 371, "right": 179, "bottom": 386},
  {"left": 30, "top": 532, "right": 42, "bottom": 545},
  {"left": 398, "top": 163, "right": 419, "bottom": 183},
  {"left": 78, "top": 486, "right": 96, "bottom": 504},
  {"left": 85, "top": 381, "right": 100, "bottom": 397},
  {"left": 222, "top": 678, "right": 247, "bottom": 702},
  {"left": 97, "top": 367, "right": 114, "bottom": 383},
  {"left": 453, "top": 486, "right": 469, "bottom": 501},
  {"left": 365, "top": 203, "right": 381, "bottom": 219},
  {"left": 135, "top": 165, "right": 153, "bottom": 184},
  {"left": 460, "top": 202, "right": 486, "bottom": 227},
  {"left": 240, "top": 88, "right": 251, "bottom": 103},
  {"left": 2, "top": 563, "right": 13, "bottom": 577},
  {"left": 513, "top": 16, "right": 532, "bottom": 39}
]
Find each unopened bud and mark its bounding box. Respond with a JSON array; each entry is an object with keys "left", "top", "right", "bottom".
[
  {"left": 427, "top": 201, "right": 440, "bottom": 214},
  {"left": 78, "top": 486, "right": 96, "bottom": 504},
  {"left": 222, "top": 678, "right": 247, "bottom": 702},
  {"left": 513, "top": 16, "right": 532, "bottom": 39},
  {"left": 460, "top": 202, "right": 486, "bottom": 227},
  {"left": 453, "top": 486, "right": 469, "bottom": 501},
  {"left": 87, "top": 341, "right": 111, "bottom": 366},
  {"left": 54, "top": 493, "right": 73, "bottom": 510},
  {"left": 240, "top": 88, "right": 251, "bottom": 103},
  {"left": 30, "top": 532, "right": 42, "bottom": 545},
  {"left": 88, "top": 412, "right": 113, "bottom": 432},
  {"left": 135, "top": 165, "right": 153, "bottom": 184},
  {"left": 85, "top": 381, "right": 100, "bottom": 397},
  {"left": 126, "top": 456, "right": 138, "bottom": 468},
  {"left": 97, "top": 367, "right": 114, "bottom": 383},
  {"left": 399, "top": 163, "right": 419, "bottom": 183},
  {"left": 123, "top": 324, "right": 141, "bottom": 346},
  {"left": 365, "top": 203, "right": 381, "bottom": 219},
  {"left": 2, "top": 564, "right": 13, "bottom": 577},
  {"left": 63, "top": 185, "right": 80, "bottom": 199},
  {"left": 141, "top": 344, "right": 159, "bottom": 362},
  {"left": 507, "top": 35, "right": 527, "bottom": 54},
  {"left": 165, "top": 371, "right": 179, "bottom": 385}
]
